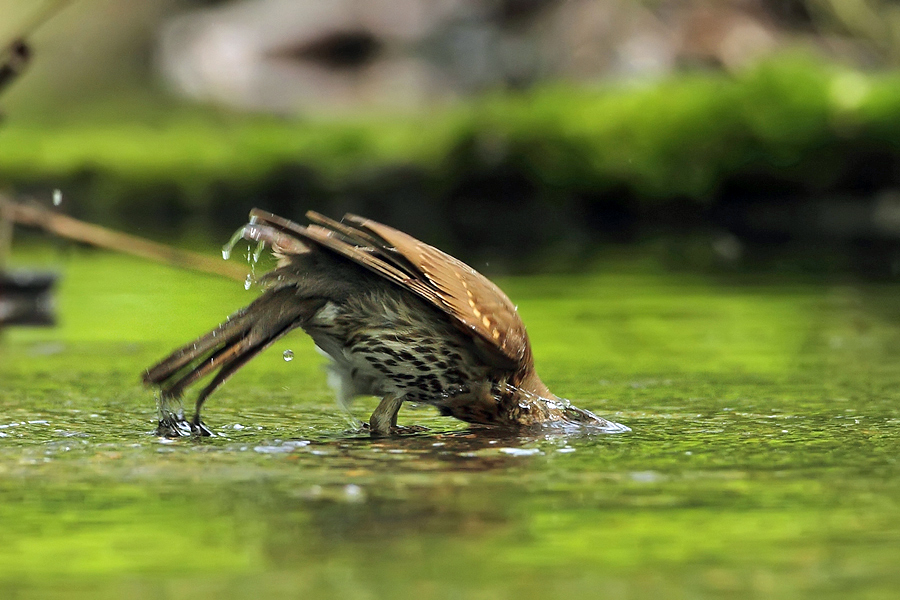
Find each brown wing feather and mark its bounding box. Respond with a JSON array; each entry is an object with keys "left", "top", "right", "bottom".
[
  {"left": 248, "top": 210, "right": 415, "bottom": 286},
  {"left": 249, "top": 210, "right": 445, "bottom": 307},
  {"left": 341, "top": 214, "right": 529, "bottom": 366},
  {"left": 246, "top": 209, "right": 529, "bottom": 368},
  {"left": 306, "top": 211, "right": 426, "bottom": 278}
]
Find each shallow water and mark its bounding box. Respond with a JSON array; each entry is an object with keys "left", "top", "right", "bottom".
[{"left": 1, "top": 250, "right": 899, "bottom": 599}]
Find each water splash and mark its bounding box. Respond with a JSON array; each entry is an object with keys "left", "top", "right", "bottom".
[
  {"left": 221, "top": 225, "right": 249, "bottom": 260},
  {"left": 221, "top": 222, "right": 269, "bottom": 290},
  {"left": 252, "top": 240, "right": 266, "bottom": 264},
  {"left": 244, "top": 239, "right": 267, "bottom": 286}
]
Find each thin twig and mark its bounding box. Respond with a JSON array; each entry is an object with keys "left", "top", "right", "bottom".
[
  {"left": 3, "top": 0, "right": 79, "bottom": 47},
  {"left": 0, "top": 0, "right": 78, "bottom": 95},
  {"left": 4, "top": 197, "right": 250, "bottom": 282}
]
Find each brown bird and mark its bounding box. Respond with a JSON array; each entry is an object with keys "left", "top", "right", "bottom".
[{"left": 143, "top": 209, "right": 628, "bottom": 437}]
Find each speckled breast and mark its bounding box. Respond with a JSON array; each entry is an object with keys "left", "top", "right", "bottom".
[
  {"left": 305, "top": 287, "right": 497, "bottom": 408},
  {"left": 344, "top": 326, "right": 487, "bottom": 404}
]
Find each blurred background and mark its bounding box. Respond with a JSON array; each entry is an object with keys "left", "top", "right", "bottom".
[
  {"left": 5, "top": 0, "right": 900, "bottom": 274},
  {"left": 6, "top": 5, "right": 900, "bottom": 599}
]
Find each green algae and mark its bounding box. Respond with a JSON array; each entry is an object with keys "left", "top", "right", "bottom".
[{"left": 1, "top": 248, "right": 899, "bottom": 599}]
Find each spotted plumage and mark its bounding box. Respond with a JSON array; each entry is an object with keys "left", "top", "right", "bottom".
[{"left": 143, "top": 209, "right": 629, "bottom": 436}]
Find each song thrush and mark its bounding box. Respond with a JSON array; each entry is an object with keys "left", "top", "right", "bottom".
[{"left": 144, "top": 209, "right": 628, "bottom": 436}]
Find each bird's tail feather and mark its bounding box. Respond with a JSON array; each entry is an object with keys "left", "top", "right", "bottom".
[{"left": 143, "top": 287, "right": 324, "bottom": 435}]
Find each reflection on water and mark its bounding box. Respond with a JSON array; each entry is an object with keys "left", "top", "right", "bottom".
[{"left": 1, "top": 378, "right": 899, "bottom": 600}]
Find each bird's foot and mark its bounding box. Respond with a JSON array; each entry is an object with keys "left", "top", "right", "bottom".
[
  {"left": 360, "top": 422, "right": 429, "bottom": 437},
  {"left": 156, "top": 414, "right": 215, "bottom": 438},
  {"left": 156, "top": 395, "right": 214, "bottom": 438}
]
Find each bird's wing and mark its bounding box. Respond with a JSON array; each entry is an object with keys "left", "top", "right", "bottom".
[{"left": 247, "top": 209, "right": 529, "bottom": 368}]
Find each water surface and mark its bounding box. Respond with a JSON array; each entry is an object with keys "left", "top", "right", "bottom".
[{"left": 1, "top": 250, "right": 898, "bottom": 599}]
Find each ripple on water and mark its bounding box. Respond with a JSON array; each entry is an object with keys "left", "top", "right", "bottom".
[
  {"left": 253, "top": 440, "right": 311, "bottom": 454},
  {"left": 499, "top": 447, "right": 542, "bottom": 457}
]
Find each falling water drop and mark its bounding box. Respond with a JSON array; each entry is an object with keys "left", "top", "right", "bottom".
[
  {"left": 283, "top": 350, "right": 294, "bottom": 362},
  {"left": 52, "top": 189, "right": 63, "bottom": 206},
  {"left": 244, "top": 274, "right": 253, "bottom": 290}
]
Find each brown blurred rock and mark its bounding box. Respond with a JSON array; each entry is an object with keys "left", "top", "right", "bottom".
[{"left": 155, "top": 0, "right": 815, "bottom": 114}]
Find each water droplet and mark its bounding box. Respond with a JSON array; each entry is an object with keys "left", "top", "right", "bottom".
[
  {"left": 52, "top": 189, "right": 62, "bottom": 206},
  {"left": 283, "top": 349, "right": 294, "bottom": 362},
  {"left": 244, "top": 274, "right": 253, "bottom": 290}
]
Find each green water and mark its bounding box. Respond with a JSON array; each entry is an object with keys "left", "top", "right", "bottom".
[{"left": 1, "top": 250, "right": 898, "bottom": 599}]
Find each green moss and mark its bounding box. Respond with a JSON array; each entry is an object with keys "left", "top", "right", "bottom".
[{"left": 1, "top": 56, "right": 897, "bottom": 217}]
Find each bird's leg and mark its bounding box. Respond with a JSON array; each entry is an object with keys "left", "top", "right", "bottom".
[
  {"left": 366, "top": 394, "right": 429, "bottom": 436},
  {"left": 368, "top": 393, "right": 403, "bottom": 436}
]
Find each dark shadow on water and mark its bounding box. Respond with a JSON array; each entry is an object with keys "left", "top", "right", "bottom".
[{"left": 221, "top": 423, "right": 630, "bottom": 473}]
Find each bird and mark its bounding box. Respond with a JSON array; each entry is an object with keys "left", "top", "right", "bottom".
[{"left": 143, "top": 209, "right": 629, "bottom": 437}]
